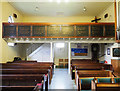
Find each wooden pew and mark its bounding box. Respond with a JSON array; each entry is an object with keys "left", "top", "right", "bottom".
[
  {"left": 2, "top": 62, "right": 54, "bottom": 79},
  {"left": 1, "top": 69, "right": 50, "bottom": 88},
  {"left": 76, "top": 70, "right": 113, "bottom": 90},
  {"left": 91, "top": 77, "right": 120, "bottom": 91},
  {"left": 2, "top": 62, "right": 54, "bottom": 74},
  {"left": 2, "top": 66, "right": 53, "bottom": 84},
  {"left": 71, "top": 59, "right": 94, "bottom": 64},
  {"left": 1, "top": 62, "right": 54, "bottom": 91},
  {"left": 71, "top": 63, "right": 113, "bottom": 79},
  {"left": 1, "top": 74, "right": 45, "bottom": 91},
  {"left": 71, "top": 61, "right": 113, "bottom": 78},
  {"left": 7, "top": 60, "right": 37, "bottom": 63}
]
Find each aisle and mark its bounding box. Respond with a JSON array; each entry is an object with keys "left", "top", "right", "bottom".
[{"left": 49, "top": 68, "right": 77, "bottom": 90}]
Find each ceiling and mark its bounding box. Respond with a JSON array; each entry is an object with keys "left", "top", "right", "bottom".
[{"left": 9, "top": 2, "right": 113, "bottom": 17}]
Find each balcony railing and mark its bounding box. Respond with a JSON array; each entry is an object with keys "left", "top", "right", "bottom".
[{"left": 2, "top": 22, "right": 115, "bottom": 38}]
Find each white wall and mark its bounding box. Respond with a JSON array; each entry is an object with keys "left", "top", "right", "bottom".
[
  {"left": 23, "top": 16, "right": 93, "bottom": 23},
  {"left": 104, "top": 43, "right": 120, "bottom": 64},
  {"left": 71, "top": 43, "right": 91, "bottom": 59},
  {"left": 98, "top": 3, "right": 115, "bottom": 22},
  {"left": 28, "top": 43, "right": 52, "bottom": 62}
]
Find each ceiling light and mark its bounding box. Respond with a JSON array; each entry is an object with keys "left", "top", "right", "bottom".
[
  {"left": 65, "top": 0, "right": 69, "bottom": 2},
  {"left": 83, "top": 7, "right": 86, "bottom": 11},
  {"left": 57, "top": 0, "right": 61, "bottom": 3},
  {"left": 49, "top": 0, "right": 53, "bottom": 2},
  {"left": 35, "top": 7, "right": 39, "bottom": 11}
]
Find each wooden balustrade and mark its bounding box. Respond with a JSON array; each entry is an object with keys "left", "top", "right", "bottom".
[{"left": 2, "top": 22, "right": 115, "bottom": 38}]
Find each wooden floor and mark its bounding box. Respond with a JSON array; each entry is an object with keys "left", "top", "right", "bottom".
[{"left": 49, "top": 68, "right": 77, "bottom": 90}]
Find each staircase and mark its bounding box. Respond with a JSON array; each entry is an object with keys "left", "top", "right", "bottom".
[{"left": 26, "top": 43, "right": 43, "bottom": 56}]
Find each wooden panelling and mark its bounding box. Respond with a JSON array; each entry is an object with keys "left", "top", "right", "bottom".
[
  {"left": 18, "top": 26, "right": 31, "bottom": 36},
  {"left": 3, "top": 25, "right": 16, "bottom": 37},
  {"left": 32, "top": 26, "right": 45, "bottom": 37},
  {"left": 76, "top": 25, "right": 89, "bottom": 36},
  {"left": 61, "top": 26, "right": 74, "bottom": 37},
  {"left": 91, "top": 25, "right": 103, "bottom": 37},
  {"left": 111, "top": 59, "right": 120, "bottom": 76},
  {"left": 47, "top": 25, "right": 60, "bottom": 36},
  {"left": 105, "top": 25, "right": 115, "bottom": 37}
]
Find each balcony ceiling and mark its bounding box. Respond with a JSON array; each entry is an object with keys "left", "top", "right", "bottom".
[{"left": 9, "top": 1, "right": 113, "bottom": 17}]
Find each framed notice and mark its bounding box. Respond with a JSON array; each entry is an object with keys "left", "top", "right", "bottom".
[
  {"left": 107, "top": 48, "right": 110, "bottom": 55},
  {"left": 71, "top": 48, "right": 88, "bottom": 56},
  {"left": 113, "top": 48, "right": 120, "bottom": 57}
]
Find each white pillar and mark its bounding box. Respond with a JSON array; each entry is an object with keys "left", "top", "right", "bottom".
[
  {"left": 50, "top": 42, "right": 53, "bottom": 62},
  {"left": 116, "top": 0, "right": 119, "bottom": 28},
  {"left": 68, "top": 42, "right": 71, "bottom": 74}
]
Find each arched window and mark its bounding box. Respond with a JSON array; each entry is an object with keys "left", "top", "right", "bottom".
[{"left": 8, "top": 16, "right": 14, "bottom": 23}]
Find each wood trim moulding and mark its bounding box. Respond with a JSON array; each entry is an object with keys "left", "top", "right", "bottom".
[
  {"left": 2, "top": 22, "right": 115, "bottom": 26},
  {"left": 114, "top": 0, "right": 117, "bottom": 41},
  {"left": 3, "top": 36, "right": 115, "bottom": 39}
]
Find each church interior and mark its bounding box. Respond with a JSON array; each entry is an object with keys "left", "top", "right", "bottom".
[{"left": 0, "top": 0, "right": 120, "bottom": 91}]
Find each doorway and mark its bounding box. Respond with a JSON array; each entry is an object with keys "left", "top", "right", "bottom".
[{"left": 54, "top": 43, "right": 68, "bottom": 68}]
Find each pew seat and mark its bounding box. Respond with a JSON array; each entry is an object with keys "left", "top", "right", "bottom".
[
  {"left": 91, "top": 77, "right": 120, "bottom": 91},
  {"left": 114, "top": 77, "right": 120, "bottom": 83},
  {"left": 76, "top": 70, "right": 113, "bottom": 90},
  {"left": 78, "top": 77, "right": 94, "bottom": 90},
  {"left": 1, "top": 86, "right": 36, "bottom": 91}
]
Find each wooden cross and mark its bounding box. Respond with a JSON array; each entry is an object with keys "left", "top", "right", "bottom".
[{"left": 91, "top": 16, "right": 101, "bottom": 23}]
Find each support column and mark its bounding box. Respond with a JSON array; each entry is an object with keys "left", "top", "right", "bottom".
[
  {"left": 116, "top": 0, "right": 119, "bottom": 28},
  {"left": 68, "top": 42, "right": 71, "bottom": 74},
  {"left": 50, "top": 42, "right": 53, "bottom": 62}
]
